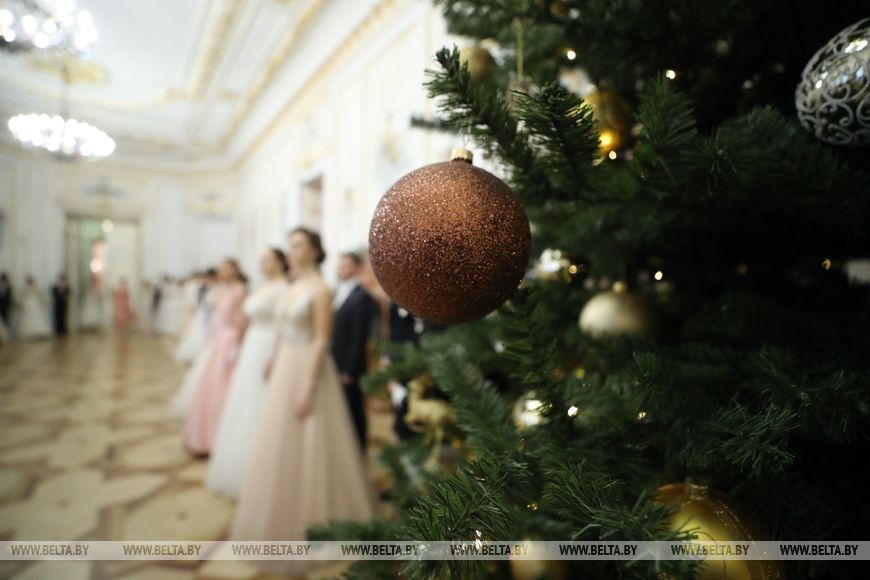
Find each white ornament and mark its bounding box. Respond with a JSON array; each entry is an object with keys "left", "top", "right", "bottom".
[{"left": 795, "top": 18, "right": 870, "bottom": 146}]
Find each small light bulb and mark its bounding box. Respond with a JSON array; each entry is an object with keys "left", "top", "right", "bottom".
[
  {"left": 665, "top": 69, "right": 677, "bottom": 80},
  {"left": 608, "top": 150, "right": 617, "bottom": 160},
  {"left": 566, "top": 49, "right": 577, "bottom": 61},
  {"left": 637, "top": 411, "right": 647, "bottom": 420},
  {"left": 654, "top": 270, "right": 663, "bottom": 281},
  {"left": 568, "top": 405, "right": 579, "bottom": 417}
]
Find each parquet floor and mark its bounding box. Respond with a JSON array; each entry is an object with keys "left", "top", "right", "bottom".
[{"left": 0, "top": 333, "right": 395, "bottom": 579}]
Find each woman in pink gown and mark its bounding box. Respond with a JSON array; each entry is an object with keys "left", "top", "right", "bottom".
[
  {"left": 231, "top": 228, "right": 373, "bottom": 573},
  {"left": 112, "top": 279, "right": 135, "bottom": 331},
  {"left": 182, "top": 259, "right": 247, "bottom": 455}
]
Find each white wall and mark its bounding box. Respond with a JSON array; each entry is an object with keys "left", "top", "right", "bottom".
[
  {"left": 0, "top": 0, "right": 461, "bottom": 295},
  {"left": 234, "top": 0, "right": 458, "bottom": 287},
  {"left": 0, "top": 148, "right": 237, "bottom": 294}
]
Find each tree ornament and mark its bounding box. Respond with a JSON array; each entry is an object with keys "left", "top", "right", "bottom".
[
  {"left": 459, "top": 44, "right": 496, "bottom": 82},
  {"left": 509, "top": 539, "right": 568, "bottom": 580},
  {"left": 578, "top": 282, "right": 653, "bottom": 337},
  {"left": 795, "top": 18, "right": 870, "bottom": 146},
  {"left": 369, "top": 148, "right": 531, "bottom": 324},
  {"left": 657, "top": 479, "right": 785, "bottom": 580},
  {"left": 512, "top": 391, "right": 545, "bottom": 429},
  {"left": 404, "top": 374, "right": 456, "bottom": 471},
  {"left": 584, "top": 90, "right": 632, "bottom": 155}
]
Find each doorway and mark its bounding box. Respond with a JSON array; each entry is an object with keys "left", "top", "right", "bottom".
[{"left": 64, "top": 214, "right": 142, "bottom": 331}]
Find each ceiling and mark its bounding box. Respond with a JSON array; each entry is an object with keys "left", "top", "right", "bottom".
[{"left": 0, "top": 0, "right": 328, "bottom": 166}]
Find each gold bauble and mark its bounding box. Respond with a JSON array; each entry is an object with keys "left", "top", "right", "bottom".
[
  {"left": 578, "top": 284, "right": 652, "bottom": 337},
  {"left": 512, "top": 392, "right": 545, "bottom": 429},
  {"left": 657, "top": 479, "right": 785, "bottom": 580},
  {"left": 460, "top": 44, "right": 496, "bottom": 82},
  {"left": 584, "top": 90, "right": 632, "bottom": 155},
  {"left": 509, "top": 539, "right": 568, "bottom": 580}
]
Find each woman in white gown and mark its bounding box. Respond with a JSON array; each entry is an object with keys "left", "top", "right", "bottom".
[
  {"left": 79, "top": 278, "right": 104, "bottom": 330},
  {"left": 157, "top": 279, "right": 183, "bottom": 336},
  {"left": 207, "top": 248, "right": 289, "bottom": 497},
  {"left": 172, "top": 284, "right": 216, "bottom": 419},
  {"left": 175, "top": 275, "right": 209, "bottom": 363},
  {"left": 231, "top": 228, "right": 373, "bottom": 574},
  {"left": 18, "top": 276, "right": 52, "bottom": 339}
]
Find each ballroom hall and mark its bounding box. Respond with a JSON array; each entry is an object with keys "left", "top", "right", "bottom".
[{"left": 1, "top": 1, "right": 869, "bottom": 580}]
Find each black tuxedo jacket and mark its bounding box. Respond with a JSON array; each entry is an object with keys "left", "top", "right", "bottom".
[{"left": 331, "top": 285, "right": 374, "bottom": 379}]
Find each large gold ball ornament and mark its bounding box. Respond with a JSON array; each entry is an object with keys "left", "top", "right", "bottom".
[
  {"left": 584, "top": 90, "right": 632, "bottom": 155},
  {"left": 460, "top": 44, "right": 496, "bottom": 82},
  {"left": 578, "top": 284, "right": 653, "bottom": 337},
  {"left": 369, "top": 149, "right": 531, "bottom": 325},
  {"left": 509, "top": 539, "right": 568, "bottom": 580},
  {"left": 796, "top": 18, "right": 870, "bottom": 146},
  {"left": 657, "top": 479, "right": 785, "bottom": 580}
]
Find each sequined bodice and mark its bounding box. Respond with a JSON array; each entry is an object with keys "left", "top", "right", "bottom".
[
  {"left": 276, "top": 286, "right": 316, "bottom": 344},
  {"left": 243, "top": 282, "right": 287, "bottom": 324}
]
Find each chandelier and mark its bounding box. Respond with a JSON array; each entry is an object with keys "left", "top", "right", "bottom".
[
  {"left": 0, "top": 0, "right": 97, "bottom": 54},
  {"left": 8, "top": 113, "right": 114, "bottom": 157}
]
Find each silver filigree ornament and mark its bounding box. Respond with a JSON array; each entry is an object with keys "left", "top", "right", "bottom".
[{"left": 795, "top": 18, "right": 870, "bottom": 146}]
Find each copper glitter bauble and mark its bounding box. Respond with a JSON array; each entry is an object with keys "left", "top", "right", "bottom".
[
  {"left": 657, "top": 479, "right": 785, "bottom": 580},
  {"left": 369, "top": 152, "right": 531, "bottom": 325}
]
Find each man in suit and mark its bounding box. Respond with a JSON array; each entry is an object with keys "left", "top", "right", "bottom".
[
  {"left": 50, "top": 273, "right": 70, "bottom": 336},
  {"left": 331, "top": 252, "right": 374, "bottom": 452}
]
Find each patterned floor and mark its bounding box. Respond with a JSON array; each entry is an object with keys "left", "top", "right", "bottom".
[{"left": 0, "top": 333, "right": 396, "bottom": 579}]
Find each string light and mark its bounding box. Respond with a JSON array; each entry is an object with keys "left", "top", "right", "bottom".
[
  {"left": 654, "top": 270, "right": 664, "bottom": 281},
  {"left": 567, "top": 405, "right": 579, "bottom": 417},
  {"left": 608, "top": 150, "right": 617, "bottom": 160},
  {"left": 565, "top": 48, "right": 576, "bottom": 61},
  {"left": 665, "top": 69, "right": 677, "bottom": 80},
  {"left": 822, "top": 258, "right": 832, "bottom": 270}
]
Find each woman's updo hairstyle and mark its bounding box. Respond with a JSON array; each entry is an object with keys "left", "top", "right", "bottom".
[{"left": 291, "top": 227, "right": 326, "bottom": 265}]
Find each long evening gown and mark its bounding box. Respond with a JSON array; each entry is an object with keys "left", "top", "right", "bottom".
[
  {"left": 172, "top": 288, "right": 217, "bottom": 419},
  {"left": 175, "top": 298, "right": 209, "bottom": 363},
  {"left": 231, "top": 280, "right": 373, "bottom": 571},
  {"left": 182, "top": 283, "right": 246, "bottom": 454},
  {"left": 206, "top": 280, "right": 288, "bottom": 497},
  {"left": 112, "top": 287, "right": 135, "bottom": 331},
  {"left": 18, "top": 286, "right": 52, "bottom": 339}
]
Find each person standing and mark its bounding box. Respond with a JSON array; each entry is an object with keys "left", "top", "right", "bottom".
[
  {"left": 331, "top": 251, "right": 374, "bottom": 451},
  {"left": 112, "top": 278, "right": 135, "bottom": 332},
  {"left": 50, "top": 273, "right": 70, "bottom": 336},
  {"left": 182, "top": 259, "right": 247, "bottom": 455},
  {"left": 207, "top": 248, "right": 289, "bottom": 497},
  {"left": 19, "top": 276, "right": 52, "bottom": 339},
  {"left": 231, "top": 228, "right": 372, "bottom": 571},
  {"left": 0, "top": 272, "right": 13, "bottom": 331}
]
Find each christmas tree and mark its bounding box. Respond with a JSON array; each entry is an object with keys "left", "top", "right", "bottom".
[{"left": 313, "top": 1, "right": 870, "bottom": 578}]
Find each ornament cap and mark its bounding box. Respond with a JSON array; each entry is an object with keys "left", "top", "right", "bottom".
[
  {"left": 685, "top": 477, "right": 710, "bottom": 500},
  {"left": 450, "top": 147, "right": 474, "bottom": 163}
]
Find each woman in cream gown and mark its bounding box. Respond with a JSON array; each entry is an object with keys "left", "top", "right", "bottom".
[
  {"left": 18, "top": 276, "right": 52, "bottom": 339},
  {"left": 206, "top": 248, "right": 288, "bottom": 497},
  {"left": 172, "top": 285, "right": 216, "bottom": 419},
  {"left": 231, "top": 228, "right": 373, "bottom": 571}
]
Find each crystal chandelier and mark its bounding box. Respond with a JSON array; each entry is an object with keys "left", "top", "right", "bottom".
[
  {"left": 0, "top": 0, "right": 97, "bottom": 54},
  {"left": 8, "top": 113, "right": 115, "bottom": 157}
]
